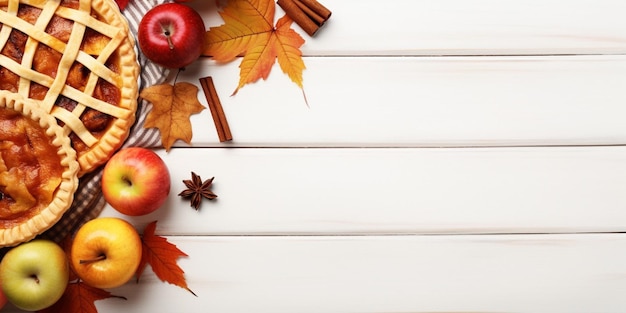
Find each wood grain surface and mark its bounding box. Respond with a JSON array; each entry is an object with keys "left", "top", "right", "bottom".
[{"left": 6, "top": 0, "right": 626, "bottom": 312}]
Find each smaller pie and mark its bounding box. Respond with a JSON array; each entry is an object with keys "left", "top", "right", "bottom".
[{"left": 0, "top": 90, "right": 79, "bottom": 247}]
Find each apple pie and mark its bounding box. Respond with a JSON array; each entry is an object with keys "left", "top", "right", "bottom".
[
  {"left": 0, "top": 90, "right": 79, "bottom": 247},
  {"left": 0, "top": 0, "right": 139, "bottom": 175}
]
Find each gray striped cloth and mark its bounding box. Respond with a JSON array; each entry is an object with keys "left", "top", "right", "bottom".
[{"left": 41, "top": 0, "right": 169, "bottom": 242}]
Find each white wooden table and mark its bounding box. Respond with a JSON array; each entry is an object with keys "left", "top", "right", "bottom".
[{"left": 10, "top": 0, "right": 626, "bottom": 312}]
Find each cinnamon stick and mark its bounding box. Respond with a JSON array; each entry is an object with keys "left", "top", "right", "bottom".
[
  {"left": 199, "top": 76, "right": 232, "bottom": 142},
  {"left": 293, "top": 0, "right": 325, "bottom": 25},
  {"left": 277, "top": 0, "right": 332, "bottom": 37},
  {"left": 299, "top": 0, "right": 332, "bottom": 20}
]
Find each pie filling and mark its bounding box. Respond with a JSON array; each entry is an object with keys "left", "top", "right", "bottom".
[{"left": 0, "top": 107, "right": 63, "bottom": 227}]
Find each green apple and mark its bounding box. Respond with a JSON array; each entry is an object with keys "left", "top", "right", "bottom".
[{"left": 0, "top": 239, "right": 69, "bottom": 311}]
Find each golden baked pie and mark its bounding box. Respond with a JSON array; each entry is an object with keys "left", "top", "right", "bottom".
[
  {"left": 0, "top": 0, "right": 139, "bottom": 175},
  {"left": 0, "top": 90, "right": 78, "bottom": 247}
]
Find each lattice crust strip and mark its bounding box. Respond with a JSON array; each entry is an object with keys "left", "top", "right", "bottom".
[
  {"left": 0, "top": 0, "right": 139, "bottom": 174},
  {"left": 0, "top": 0, "right": 128, "bottom": 145}
]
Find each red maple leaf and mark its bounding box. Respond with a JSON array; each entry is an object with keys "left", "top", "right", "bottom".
[
  {"left": 38, "top": 281, "right": 126, "bottom": 313},
  {"left": 136, "top": 221, "right": 196, "bottom": 296}
]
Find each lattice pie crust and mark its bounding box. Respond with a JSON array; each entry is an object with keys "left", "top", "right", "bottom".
[{"left": 0, "top": 0, "right": 139, "bottom": 175}]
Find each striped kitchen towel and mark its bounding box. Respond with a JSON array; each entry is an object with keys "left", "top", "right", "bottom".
[{"left": 41, "top": 0, "right": 170, "bottom": 243}]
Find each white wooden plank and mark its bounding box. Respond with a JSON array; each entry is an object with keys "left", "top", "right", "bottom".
[
  {"left": 172, "top": 55, "right": 626, "bottom": 148},
  {"left": 99, "top": 146, "right": 626, "bottom": 235},
  {"left": 191, "top": 0, "right": 626, "bottom": 55},
  {"left": 2, "top": 234, "right": 615, "bottom": 313}
]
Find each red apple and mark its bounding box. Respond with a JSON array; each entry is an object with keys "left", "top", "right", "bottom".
[
  {"left": 0, "top": 283, "right": 6, "bottom": 310},
  {"left": 102, "top": 147, "right": 171, "bottom": 216},
  {"left": 137, "top": 3, "right": 206, "bottom": 69}
]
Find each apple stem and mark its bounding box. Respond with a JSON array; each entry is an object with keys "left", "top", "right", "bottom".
[
  {"left": 161, "top": 25, "right": 175, "bottom": 50},
  {"left": 166, "top": 33, "right": 175, "bottom": 50},
  {"left": 80, "top": 254, "right": 107, "bottom": 264}
]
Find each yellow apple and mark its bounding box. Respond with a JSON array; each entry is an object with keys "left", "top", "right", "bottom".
[{"left": 70, "top": 217, "right": 142, "bottom": 289}]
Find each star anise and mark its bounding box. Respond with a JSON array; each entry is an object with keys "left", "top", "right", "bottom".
[{"left": 178, "top": 172, "right": 217, "bottom": 210}]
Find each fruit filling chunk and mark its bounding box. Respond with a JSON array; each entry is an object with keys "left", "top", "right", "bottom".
[{"left": 0, "top": 108, "right": 63, "bottom": 225}]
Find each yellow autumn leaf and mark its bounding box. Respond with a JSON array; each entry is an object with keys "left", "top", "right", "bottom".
[
  {"left": 203, "top": 0, "right": 306, "bottom": 95},
  {"left": 141, "top": 82, "right": 205, "bottom": 151}
]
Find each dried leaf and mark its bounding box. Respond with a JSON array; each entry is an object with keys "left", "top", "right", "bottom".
[
  {"left": 136, "top": 221, "right": 196, "bottom": 296},
  {"left": 38, "top": 281, "right": 126, "bottom": 313},
  {"left": 203, "top": 0, "right": 306, "bottom": 95},
  {"left": 141, "top": 82, "right": 205, "bottom": 151}
]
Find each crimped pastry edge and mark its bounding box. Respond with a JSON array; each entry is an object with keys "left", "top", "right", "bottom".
[{"left": 0, "top": 90, "right": 79, "bottom": 247}]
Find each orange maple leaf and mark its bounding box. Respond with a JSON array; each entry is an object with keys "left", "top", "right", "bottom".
[
  {"left": 203, "top": 0, "right": 306, "bottom": 95},
  {"left": 136, "top": 221, "right": 196, "bottom": 296},
  {"left": 141, "top": 82, "right": 205, "bottom": 151},
  {"left": 38, "top": 281, "right": 126, "bottom": 313}
]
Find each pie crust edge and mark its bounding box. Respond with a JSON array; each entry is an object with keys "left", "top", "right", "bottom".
[
  {"left": 77, "top": 0, "right": 140, "bottom": 175},
  {"left": 0, "top": 90, "right": 79, "bottom": 247}
]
